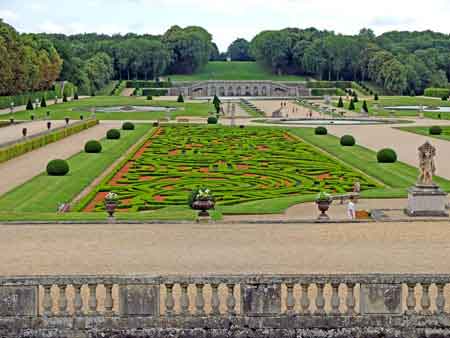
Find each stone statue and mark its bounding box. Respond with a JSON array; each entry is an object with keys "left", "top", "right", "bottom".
[{"left": 417, "top": 142, "right": 436, "bottom": 186}]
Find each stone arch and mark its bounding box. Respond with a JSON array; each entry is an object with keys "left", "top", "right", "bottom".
[
  {"left": 253, "top": 87, "right": 259, "bottom": 96},
  {"left": 245, "top": 86, "right": 251, "bottom": 96},
  {"left": 236, "top": 86, "right": 242, "bottom": 96},
  {"left": 228, "top": 86, "right": 234, "bottom": 96},
  {"left": 210, "top": 86, "right": 217, "bottom": 96},
  {"left": 219, "top": 87, "right": 225, "bottom": 96}
]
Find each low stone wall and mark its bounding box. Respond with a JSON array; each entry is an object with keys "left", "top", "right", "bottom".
[{"left": 2, "top": 274, "right": 450, "bottom": 337}]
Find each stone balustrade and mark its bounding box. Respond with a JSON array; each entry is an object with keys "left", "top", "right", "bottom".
[{"left": 2, "top": 274, "right": 450, "bottom": 337}]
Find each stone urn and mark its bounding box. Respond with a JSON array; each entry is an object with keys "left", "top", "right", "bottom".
[
  {"left": 316, "top": 199, "right": 332, "bottom": 220},
  {"left": 104, "top": 201, "right": 118, "bottom": 217},
  {"left": 192, "top": 199, "right": 215, "bottom": 217}
]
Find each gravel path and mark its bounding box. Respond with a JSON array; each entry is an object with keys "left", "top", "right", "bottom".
[
  {"left": 326, "top": 120, "right": 450, "bottom": 180},
  {"left": 0, "top": 122, "right": 120, "bottom": 196},
  {"left": 0, "top": 221, "right": 448, "bottom": 276}
]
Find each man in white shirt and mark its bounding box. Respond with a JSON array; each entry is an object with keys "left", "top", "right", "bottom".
[{"left": 347, "top": 196, "right": 356, "bottom": 220}]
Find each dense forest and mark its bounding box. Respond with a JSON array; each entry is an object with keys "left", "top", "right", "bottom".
[
  {"left": 249, "top": 28, "right": 450, "bottom": 94},
  {"left": 2, "top": 18, "right": 450, "bottom": 96}
]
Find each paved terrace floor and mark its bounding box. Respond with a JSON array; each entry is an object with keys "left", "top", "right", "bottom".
[{"left": 0, "top": 221, "right": 448, "bottom": 276}]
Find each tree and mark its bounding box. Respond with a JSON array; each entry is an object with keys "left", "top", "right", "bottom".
[
  {"left": 41, "top": 97, "right": 47, "bottom": 107},
  {"left": 227, "top": 38, "right": 253, "bottom": 61},
  {"left": 26, "top": 98, "right": 33, "bottom": 110},
  {"left": 362, "top": 100, "right": 369, "bottom": 113},
  {"left": 353, "top": 92, "right": 359, "bottom": 103},
  {"left": 213, "top": 95, "right": 221, "bottom": 114},
  {"left": 348, "top": 99, "right": 355, "bottom": 110},
  {"left": 177, "top": 94, "right": 184, "bottom": 103},
  {"left": 374, "top": 93, "right": 379, "bottom": 100},
  {"left": 337, "top": 97, "right": 344, "bottom": 108}
]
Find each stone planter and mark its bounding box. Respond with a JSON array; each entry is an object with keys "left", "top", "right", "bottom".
[
  {"left": 104, "top": 201, "right": 118, "bottom": 217},
  {"left": 192, "top": 200, "right": 215, "bottom": 217},
  {"left": 316, "top": 199, "right": 332, "bottom": 220}
]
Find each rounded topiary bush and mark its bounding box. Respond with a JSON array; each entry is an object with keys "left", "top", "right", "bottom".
[
  {"left": 340, "top": 135, "right": 356, "bottom": 146},
  {"left": 429, "top": 126, "right": 443, "bottom": 135},
  {"left": 122, "top": 122, "right": 135, "bottom": 130},
  {"left": 84, "top": 140, "right": 102, "bottom": 153},
  {"left": 106, "top": 129, "right": 121, "bottom": 140},
  {"left": 315, "top": 126, "right": 328, "bottom": 135},
  {"left": 207, "top": 116, "right": 218, "bottom": 124},
  {"left": 46, "top": 159, "right": 69, "bottom": 176},
  {"left": 377, "top": 148, "right": 397, "bottom": 163}
]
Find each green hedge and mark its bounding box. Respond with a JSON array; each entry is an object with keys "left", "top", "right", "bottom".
[
  {"left": 113, "top": 81, "right": 127, "bottom": 96},
  {"left": 306, "top": 81, "right": 352, "bottom": 89},
  {"left": 0, "top": 119, "right": 99, "bottom": 164},
  {"left": 126, "top": 81, "right": 172, "bottom": 89},
  {"left": 424, "top": 88, "right": 450, "bottom": 98},
  {"left": 0, "top": 82, "right": 77, "bottom": 109},
  {"left": 142, "top": 88, "right": 169, "bottom": 96},
  {"left": 311, "top": 88, "right": 346, "bottom": 96}
]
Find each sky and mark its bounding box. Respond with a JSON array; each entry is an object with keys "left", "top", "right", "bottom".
[{"left": 1, "top": 0, "right": 450, "bottom": 51}]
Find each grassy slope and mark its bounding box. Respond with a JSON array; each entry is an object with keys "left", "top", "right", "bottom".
[
  {"left": 0, "top": 96, "right": 213, "bottom": 121},
  {"left": 168, "top": 61, "right": 306, "bottom": 81},
  {"left": 0, "top": 124, "right": 153, "bottom": 213},
  {"left": 335, "top": 96, "right": 450, "bottom": 119},
  {"left": 397, "top": 126, "right": 450, "bottom": 142}
]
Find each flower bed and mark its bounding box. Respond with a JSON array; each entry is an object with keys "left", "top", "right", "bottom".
[{"left": 83, "top": 125, "right": 378, "bottom": 212}]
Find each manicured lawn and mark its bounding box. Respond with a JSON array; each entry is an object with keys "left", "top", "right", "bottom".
[
  {"left": 82, "top": 125, "right": 379, "bottom": 212},
  {"left": 168, "top": 61, "right": 306, "bottom": 81},
  {"left": 0, "top": 96, "right": 213, "bottom": 121},
  {"left": 397, "top": 126, "right": 450, "bottom": 141},
  {"left": 334, "top": 96, "right": 450, "bottom": 119},
  {"left": 288, "top": 127, "right": 450, "bottom": 196},
  {"left": 0, "top": 124, "right": 153, "bottom": 212}
]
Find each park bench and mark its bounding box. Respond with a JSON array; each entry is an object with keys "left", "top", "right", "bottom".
[{"left": 332, "top": 192, "right": 360, "bottom": 204}]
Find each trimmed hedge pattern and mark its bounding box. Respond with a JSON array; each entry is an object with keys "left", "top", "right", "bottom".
[
  {"left": 0, "top": 120, "right": 99, "bottom": 164},
  {"left": 424, "top": 88, "right": 450, "bottom": 98},
  {"left": 86, "top": 126, "right": 377, "bottom": 212}
]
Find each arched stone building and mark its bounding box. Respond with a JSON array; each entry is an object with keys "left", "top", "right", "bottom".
[{"left": 169, "top": 81, "right": 310, "bottom": 97}]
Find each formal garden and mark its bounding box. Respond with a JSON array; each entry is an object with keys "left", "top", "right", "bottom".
[{"left": 78, "top": 125, "right": 378, "bottom": 213}]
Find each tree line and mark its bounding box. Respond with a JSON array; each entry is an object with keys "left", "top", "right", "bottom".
[
  {"left": 0, "top": 20, "right": 62, "bottom": 96},
  {"left": 3, "top": 18, "right": 450, "bottom": 96},
  {"left": 248, "top": 28, "right": 450, "bottom": 94}
]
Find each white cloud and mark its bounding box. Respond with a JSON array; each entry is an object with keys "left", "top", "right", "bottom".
[{"left": 0, "top": 9, "right": 19, "bottom": 22}]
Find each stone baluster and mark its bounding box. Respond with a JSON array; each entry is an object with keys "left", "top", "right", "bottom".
[
  {"left": 58, "top": 284, "right": 68, "bottom": 316},
  {"left": 210, "top": 283, "right": 221, "bottom": 315},
  {"left": 88, "top": 283, "right": 98, "bottom": 315},
  {"left": 73, "top": 284, "right": 83, "bottom": 316},
  {"left": 195, "top": 283, "right": 205, "bottom": 315},
  {"left": 346, "top": 283, "right": 356, "bottom": 316},
  {"left": 300, "top": 283, "right": 310, "bottom": 315},
  {"left": 330, "top": 283, "right": 340, "bottom": 315},
  {"left": 104, "top": 284, "right": 114, "bottom": 316},
  {"left": 180, "top": 283, "right": 190, "bottom": 315},
  {"left": 406, "top": 283, "right": 417, "bottom": 315},
  {"left": 435, "top": 283, "right": 446, "bottom": 315},
  {"left": 165, "top": 283, "right": 175, "bottom": 316},
  {"left": 285, "top": 283, "right": 295, "bottom": 315},
  {"left": 420, "top": 283, "right": 431, "bottom": 315},
  {"left": 42, "top": 284, "right": 54, "bottom": 317},
  {"left": 226, "top": 284, "right": 236, "bottom": 315},
  {"left": 314, "top": 283, "right": 326, "bottom": 315}
]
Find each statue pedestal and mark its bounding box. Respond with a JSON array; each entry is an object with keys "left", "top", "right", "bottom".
[{"left": 406, "top": 184, "right": 448, "bottom": 217}]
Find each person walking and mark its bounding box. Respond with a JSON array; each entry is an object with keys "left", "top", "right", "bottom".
[{"left": 347, "top": 196, "right": 356, "bottom": 220}]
